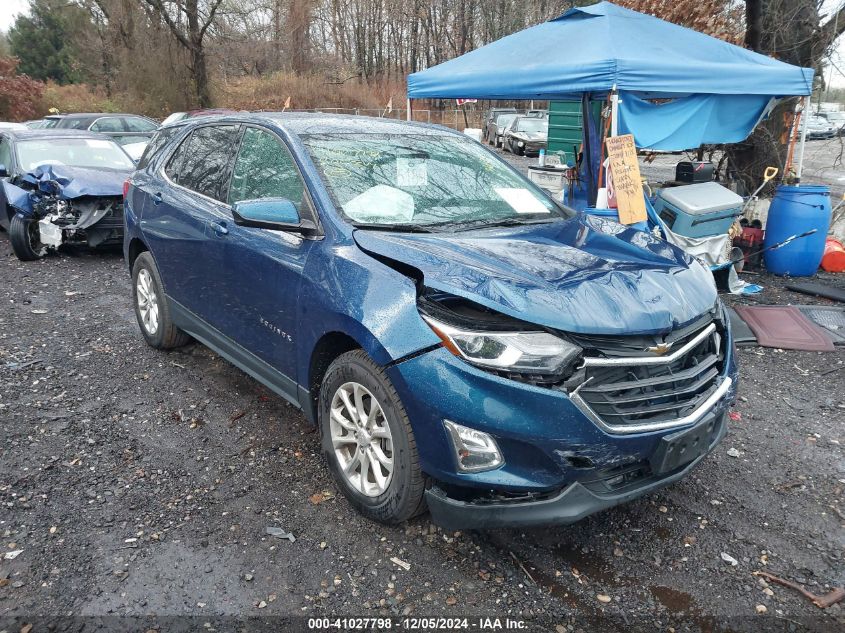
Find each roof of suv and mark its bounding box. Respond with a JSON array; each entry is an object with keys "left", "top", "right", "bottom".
[{"left": 175, "top": 112, "right": 460, "bottom": 138}]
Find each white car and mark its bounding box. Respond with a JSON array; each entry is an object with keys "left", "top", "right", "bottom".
[
  {"left": 0, "top": 122, "right": 28, "bottom": 130},
  {"left": 806, "top": 115, "right": 836, "bottom": 140},
  {"left": 821, "top": 111, "right": 845, "bottom": 136},
  {"left": 122, "top": 140, "right": 149, "bottom": 162}
]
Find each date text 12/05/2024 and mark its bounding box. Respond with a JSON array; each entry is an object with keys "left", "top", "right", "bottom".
[{"left": 307, "top": 617, "right": 528, "bottom": 630}]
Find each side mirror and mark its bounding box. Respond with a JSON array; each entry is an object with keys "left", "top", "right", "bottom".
[
  {"left": 231, "top": 197, "right": 316, "bottom": 232},
  {"left": 0, "top": 164, "right": 8, "bottom": 178}
]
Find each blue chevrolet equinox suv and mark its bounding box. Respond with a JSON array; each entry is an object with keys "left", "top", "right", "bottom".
[{"left": 124, "top": 113, "right": 737, "bottom": 529}]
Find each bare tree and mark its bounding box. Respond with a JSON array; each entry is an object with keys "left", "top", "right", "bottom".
[{"left": 142, "top": 0, "right": 224, "bottom": 107}]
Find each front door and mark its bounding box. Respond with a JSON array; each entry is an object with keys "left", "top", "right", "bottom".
[{"left": 216, "top": 125, "right": 317, "bottom": 381}]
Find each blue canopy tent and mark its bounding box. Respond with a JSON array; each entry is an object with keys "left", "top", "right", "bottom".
[{"left": 406, "top": 2, "right": 814, "bottom": 204}]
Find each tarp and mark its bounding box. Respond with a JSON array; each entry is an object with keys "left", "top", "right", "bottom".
[
  {"left": 617, "top": 93, "right": 777, "bottom": 151},
  {"left": 407, "top": 2, "right": 813, "bottom": 100}
]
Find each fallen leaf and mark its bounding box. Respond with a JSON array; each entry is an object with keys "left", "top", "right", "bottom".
[
  {"left": 445, "top": 596, "right": 457, "bottom": 606},
  {"left": 4, "top": 550, "right": 23, "bottom": 560},
  {"left": 729, "top": 411, "right": 742, "bottom": 422},
  {"left": 21, "top": 624, "right": 33, "bottom": 633},
  {"left": 597, "top": 594, "right": 612, "bottom": 603},
  {"left": 309, "top": 490, "right": 334, "bottom": 505},
  {"left": 257, "top": 600, "right": 267, "bottom": 609},
  {"left": 756, "top": 604, "right": 767, "bottom": 614}
]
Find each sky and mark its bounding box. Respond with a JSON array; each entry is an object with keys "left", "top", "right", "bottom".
[
  {"left": 0, "top": 0, "right": 29, "bottom": 32},
  {"left": 2, "top": 0, "right": 845, "bottom": 89}
]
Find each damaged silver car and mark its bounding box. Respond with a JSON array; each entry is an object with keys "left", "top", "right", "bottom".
[{"left": 0, "top": 130, "right": 135, "bottom": 261}]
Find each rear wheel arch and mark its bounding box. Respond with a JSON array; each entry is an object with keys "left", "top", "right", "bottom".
[{"left": 127, "top": 237, "right": 149, "bottom": 270}]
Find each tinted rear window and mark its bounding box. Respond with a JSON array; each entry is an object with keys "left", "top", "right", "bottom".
[
  {"left": 138, "top": 126, "right": 182, "bottom": 170},
  {"left": 172, "top": 125, "right": 240, "bottom": 202}
]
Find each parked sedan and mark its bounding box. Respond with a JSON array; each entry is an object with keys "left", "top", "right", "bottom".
[
  {"left": 503, "top": 115, "right": 548, "bottom": 155},
  {"left": 485, "top": 112, "right": 517, "bottom": 148},
  {"left": 53, "top": 112, "right": 159, "bottom": 146},
  {"left": 0, "top": 129, "right": 135, "bottom": 259},
  {"left": 481, "top": 107, "right": 517, "bottom": 143},
  {"left": 820, "top": 111, "right": 845, "bottom": 136},
  {"left": 806, "top": 115, "right": 836, "bottom": 140},
  {"left": 124, "top": 113, "right": 736, "bottom": 529}
]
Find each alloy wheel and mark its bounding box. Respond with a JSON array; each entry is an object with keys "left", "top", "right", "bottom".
[
  {"left": 329, "top": 381, "right": 394, "bottom": 497},
  {"left": 136, "top": 268, "right": 160, "bottom": 335}
]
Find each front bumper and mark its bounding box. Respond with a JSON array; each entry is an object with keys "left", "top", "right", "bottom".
[
  {"left": 426, "top": 410, "right": 728, "bottom": 529},
  {"left": 386, "top": 321, "right": 737, "bottom": 528}
]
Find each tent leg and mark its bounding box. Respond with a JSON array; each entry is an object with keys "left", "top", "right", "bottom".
[
  {"left": 610, "top": 85, "right": 619, "bottom": 137},
  {"left": 407, "top": 99, "right": 412, "bottom": 122},
  {"left": 795, "top": 96, "right": 809, "bottom": 183}
]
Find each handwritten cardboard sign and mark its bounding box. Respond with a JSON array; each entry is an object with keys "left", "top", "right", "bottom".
[{"left": 605, "top": 134, "right": 647, "bottom": 224}]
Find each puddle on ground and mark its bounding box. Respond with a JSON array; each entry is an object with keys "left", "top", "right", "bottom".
[
  {"left": 650, "top": 585, "right": 693, "bottom": 612},
  {"left": 553, "top": 541, "right": 616, "bottom": 584},
  {"left": 654, "top": 525, "right": 671, "bottom": 540}
]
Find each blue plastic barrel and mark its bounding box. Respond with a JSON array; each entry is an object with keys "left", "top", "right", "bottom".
[
  {"left": 764, "top": 185, "right": 831, "bottom": 276},
  {"left": 584, "top": 208, "right": 649, "bottom": 231}
]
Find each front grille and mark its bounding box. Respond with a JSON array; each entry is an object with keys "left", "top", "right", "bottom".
[{"left": 566, "top": 317, "right": 726, "bottom": 433}]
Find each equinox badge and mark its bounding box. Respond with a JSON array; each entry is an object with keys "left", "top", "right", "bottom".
[{"left": 646, "top": 342, "right": 673, "bottom": 356}]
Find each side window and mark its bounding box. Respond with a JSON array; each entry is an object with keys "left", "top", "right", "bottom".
[
  {"left": 138, "top": 126, "right": 181, "bottom": 170},
  {"left": 164, "top": 132, "right": 191, "bottom": 182},
  {"left": 0, "top": 138, "right": 12, "bottom": 171},
  {"left": 176, "top": 125, "right": 240, "bottom": 202},
  {"left": 91, "top": 117, "right": 125, "bottom": 133},
  {"left": 228, "top": 127, "right": 305, "bottom": 210},
  {"left": 124, "top": 116, "right": 158, "bottom": 132}
]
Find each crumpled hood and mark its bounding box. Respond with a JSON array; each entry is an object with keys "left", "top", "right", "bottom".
[
  {"left": 21, "top": 163, "right": 128, "bottom": 199},
  {"left": 353, "top": 214, "right": 717, "bottom": 335},
  {"left": 4, "top": 163, "right": 128, "bottom": 214}
]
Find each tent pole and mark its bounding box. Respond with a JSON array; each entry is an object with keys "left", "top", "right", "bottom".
[
  {"left": 610, "top": 84, "right": 619, "bottom": 137},
  {"left": 407, "top": 99, "right": 412, "bottom": 122},
  {"left": 795, "top": 95, "right": 809, "bottom": 183}
]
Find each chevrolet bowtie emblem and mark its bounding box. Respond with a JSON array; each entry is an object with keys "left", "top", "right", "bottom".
[{"left": 646, "top": 342, "right": 673, "bottom": 356}]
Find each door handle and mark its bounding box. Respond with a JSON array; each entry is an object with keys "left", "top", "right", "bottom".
[
  {"left": 213, "top": 221, "right": 229, "bottom": 236},
  {"left": 151, "top": 192, "right": 163, "bottom": 206}
]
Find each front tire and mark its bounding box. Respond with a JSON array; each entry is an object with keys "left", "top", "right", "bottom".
[
  {"left": 10, "top": 214, "right": 47, "bottom": 261},
  {"left": 319, "top": 350, "right": 426, "bottom": 524},
  {"left": 132, "top": 251, "right": 190, "bottom": 349}
]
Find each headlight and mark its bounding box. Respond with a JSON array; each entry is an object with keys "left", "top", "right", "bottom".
[
  {"left": 422, "top": 315, "right": 582, "bottom": 375},
  {"left": 518, "top": 141, "right": 525, "bottom": 147}
]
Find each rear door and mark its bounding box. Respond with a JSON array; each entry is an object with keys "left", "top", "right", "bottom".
[{"left": 139, "top": 124, "right": 241, "bottom": 329}]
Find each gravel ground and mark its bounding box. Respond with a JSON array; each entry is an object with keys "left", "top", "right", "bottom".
[{"left": 0, "top": 186, "right": 844, "bottom": 631}]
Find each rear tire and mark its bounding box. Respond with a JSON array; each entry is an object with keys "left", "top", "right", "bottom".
[
  {"left": 319, "top": 350, "right": 426, "bottom": 524},
  {"left": 10, "top": 214, "right": 47, "bottom": 261},
  {"left": 132, "top": 251, "right": 190, "bottom": 349}
]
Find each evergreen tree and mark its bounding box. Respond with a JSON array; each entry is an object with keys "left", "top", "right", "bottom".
[{"left": 8, "top": 0, "right": 89, "bottom": 84}]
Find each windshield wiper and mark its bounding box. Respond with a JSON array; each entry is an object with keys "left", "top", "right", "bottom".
[
  {"left": 352, "top": 223, "right": 437, "bottom": 233},
  {"left": 450, "top": 217, "right": 560, "bottom": 231}
]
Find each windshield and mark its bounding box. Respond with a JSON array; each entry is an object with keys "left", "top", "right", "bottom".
[
  {"left": 303, "top": 134, "right": 569, "bottom": 229},
  {"left": 515, "top": 118, "right": 547, "bottom": 134},
  {"left": 495, "top": 113, "right": 517, "bottom": 128},
  {"left": 16, "top": 138, "right": 134, "bottom": 172},
  {"left": 825, "top": 112, "right": 845, "bottom": 121}
]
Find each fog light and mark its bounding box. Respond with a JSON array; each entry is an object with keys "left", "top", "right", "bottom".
[
  {"left": 443, "top": 420, "right": 503, "bottom": 472},
  {"left": 518, "top": 141, "right": 525, "bottom": 148}
]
